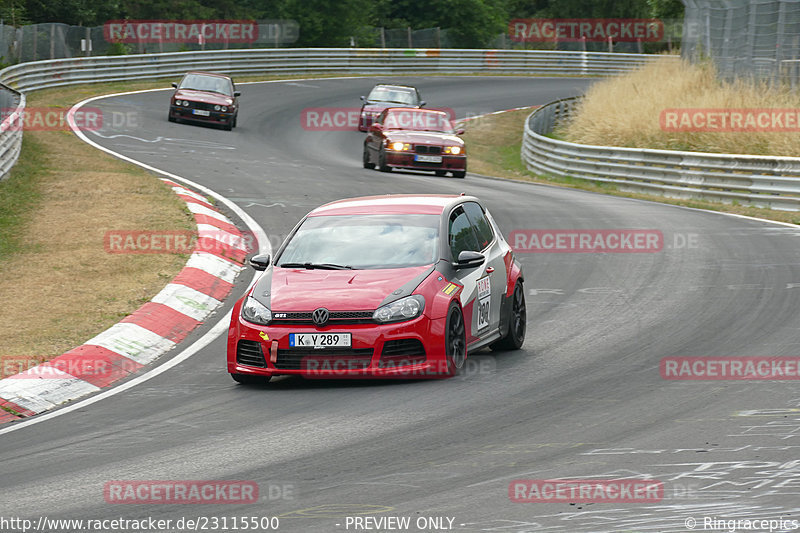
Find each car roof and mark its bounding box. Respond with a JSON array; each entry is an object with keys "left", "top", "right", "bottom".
[
  {"left": 310, "top": 194, "right": 476, "bottom": 216},
  {"left": 370, "top": 84, "right": 416, "bottom": 91},
  {"left": 183, "top": 71, "right": 232, "bottom": 80}
]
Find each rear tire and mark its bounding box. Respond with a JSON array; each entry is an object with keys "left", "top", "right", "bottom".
[
  {"left": 363, "top": 145, "right": 375, "bottom": 169},
  {"left": 490, "top": 280, "right": 526, "bottom": 351},
  {"left": 231, "top": 373, "right": 271, "bottom": 385},
  {"left": 445, "top": 302, "right": 467, "bottom": 376}
]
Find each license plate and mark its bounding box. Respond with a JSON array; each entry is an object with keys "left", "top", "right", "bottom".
[
  {"left": 289, "top": 333, "right": 352, "bottom": 348},
  {"left": 192, "top": 109, "right": 210, "bottom": 116},
  {"left": 415, "top": 154, "right": 442, "bottom": 163}
]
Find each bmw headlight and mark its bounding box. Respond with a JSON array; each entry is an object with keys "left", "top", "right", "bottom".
[
  {"left": 241, "top": 296, "right": 272, "bottom": 325},
  {"left": 221, "top": 106, "right": 228, "bottom": 112},
  {"left": 182, "top": 101, "right": 189, "bottom": 107},
  {"left": 445, "top": 146, "right": 463, "bottom": 155},
  {"left": 373, "top": 295, "right": 425, "bottom": 323},
  {"left": 214, "top": 105, "right": 221, "bottom": 111},
  {"left": 175, "top": 99, "right": 182, "bottom": 106}
]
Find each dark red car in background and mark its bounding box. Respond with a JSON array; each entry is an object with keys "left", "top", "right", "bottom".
[
  {"left": 363, "top": 108, "right": 467, "bottom": 178},
  {"left": 168, "top": 71, "right": 240, "bottom": 131},
  {"left": 359, "top": 84, "right": 424, "bottom": 131}
]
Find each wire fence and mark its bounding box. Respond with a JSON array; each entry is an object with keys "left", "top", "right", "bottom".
[
  {"left": 683, "top": 0, "right": 800, "bottom": 85},
  {"left": 0, "top": 19, "right": 686, "bottom": 64}
]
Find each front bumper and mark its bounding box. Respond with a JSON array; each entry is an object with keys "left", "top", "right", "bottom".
[
  {"left": 384, "top": 151, "right": 466, "bottom": 172},
  {"left": 227, "top": 307, "right": 451, "bottom": 379},
  {"left": 170, "top": 105, "right": 234, "bottom": 125}
]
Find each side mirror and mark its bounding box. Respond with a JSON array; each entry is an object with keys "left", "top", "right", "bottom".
[
  {"left": 454, "top": 250, "right": 485, "bottom": 269},
  {"left": 419, "top": 101, "right": 426, "bottom": 107},
  {"left": 369, "top": 123, "right": 383, "bottom": 133},
  {"left": 360, "top": 95, "right": 366, "bottom": 101},
  {"left": 234, "top": 91, "right": 241, "bottom": 97},
  {"left": 171, "top": 82, "right": 178, "bottom": 88},
  {"left": 248, "top": 254, "right": 271, "bottom": 271},
  {"left": 456, "top": 128, "right": 465, "bottom": 135}
]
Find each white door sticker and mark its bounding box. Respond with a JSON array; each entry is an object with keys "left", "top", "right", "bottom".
[{"left": 477, "top": 276, "right": 491, "bottom": 330}]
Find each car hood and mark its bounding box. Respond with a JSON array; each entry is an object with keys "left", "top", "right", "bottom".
[
  {"left": 265, "top": 265, "right": 432, "bottom": 311},
  {"left": 173, "top": 89, "right": 234, "bottom": 106},
  {"left": 385, "top": 131, "right": 463, "bottom": 145}
]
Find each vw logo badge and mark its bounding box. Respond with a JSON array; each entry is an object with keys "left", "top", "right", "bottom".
[{"left": 312, "top": 307, "right": 330, "bottom": 327}]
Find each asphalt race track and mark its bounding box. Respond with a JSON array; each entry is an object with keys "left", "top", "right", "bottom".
[{"left": 2, "top": 76, "right": 800, "bottom": 532}]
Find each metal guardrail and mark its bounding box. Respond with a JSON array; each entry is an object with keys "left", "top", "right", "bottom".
[
  {"left": 0, "top": 48, "right": 668, "bottom": 92},
  {"left": 0, "top": 85, "right": 24, "bottom": 182},
  {"left": 0, "top": 47, "right": 668, "bottom": 181},
  {"left": 522, "top": 96, "right": 800, "bottom": 211}
]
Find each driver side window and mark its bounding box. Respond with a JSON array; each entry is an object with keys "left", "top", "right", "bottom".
[{"left": 449, "top": 207, "right": 480, "bottom": 260}]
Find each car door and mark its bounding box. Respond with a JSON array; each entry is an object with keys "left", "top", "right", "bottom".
[
  {"left": 447, "top": 205, "right": 494, "bottom": 341},
  {"left": 462, "top": 201, "right": 507, "bottom": 336}
]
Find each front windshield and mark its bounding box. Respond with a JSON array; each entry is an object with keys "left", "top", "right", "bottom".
[
  {"left": 277, "top": 214, "right": 439, "bottom": 269},
  {"left": 367, "top": 87, "right": 416, "bottom": 105},
  {"left": 382, "top": 110, "right": 454, "bottom": 133},
  {"left": 178, "top": 74, "right": 233, "bottom": 96}
]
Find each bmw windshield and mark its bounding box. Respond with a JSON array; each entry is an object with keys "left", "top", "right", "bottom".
[{"left": 277, "top": 214, "right": 440, "bottom": 270}]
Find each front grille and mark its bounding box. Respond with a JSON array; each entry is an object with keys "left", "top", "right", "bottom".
[
  {"left": 236, "top": 340, "right": 266, "bottom": 368},
  {"left": 184, "top": 100, "right": 215, "bottom": 111},
  {"left": 275, "top": 348, "right": 374, "bottom": 370},
  {"left": 271, "top": 310, "right": 375, "bottom": 325},
  {"left": 414, "top": 145, "right": 442, "bottom": 154},
  {"left": 380, "top": 339, "right": 426, "bottom": 367}
]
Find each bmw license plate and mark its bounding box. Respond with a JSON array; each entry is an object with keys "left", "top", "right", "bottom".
[
  {"left": 290, "top": 333, "right": 352, "bottom": 348},
  {"left": 192, "top": 109, "right": 211, "bottom": 116},
  {"left": 415, "top": 154, "right": 442, "bottom": 163}
]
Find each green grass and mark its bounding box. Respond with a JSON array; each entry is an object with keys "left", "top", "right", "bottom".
[{"left": 0, "top": 135, "right": 48, "bottom": 261}]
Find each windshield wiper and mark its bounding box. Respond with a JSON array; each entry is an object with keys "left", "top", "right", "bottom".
[{"left": 280, "top": 262, "right": 353, "bottom": 270}]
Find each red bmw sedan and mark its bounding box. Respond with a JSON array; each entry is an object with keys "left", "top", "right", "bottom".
[
  {"left": 227, "top": 195, "right": 526, "bottom": 384},
  {"left": 363, "top": 108, "right": 467, "bottom": 178},
  {"left": 168, "top": 71, "right": 240, "bottom": 130}
]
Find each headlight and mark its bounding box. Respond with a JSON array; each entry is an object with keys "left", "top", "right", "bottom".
[
  {"left": 221, "top": 106, "right": 228, "bottom": 112},
  {"left": 390, "top": 141, "right": 411, "bottom": 151},
  {"left": 175, "top": 100, "right": 182, "bottom": 106},
  {"left": 241, "top": 296, "right": 272, "bottom": 325},
  {"left": 182, "top": 101, "right": 189, "bottom": 107},
  {"left": 445, "top": 146, "right": 463, "bottom": 155},
  {"left": 373, "top": 295, "right": 425, "bottom": 323},
  {"left": 214, "top": 105, "right": 221, "bottom": 111}
]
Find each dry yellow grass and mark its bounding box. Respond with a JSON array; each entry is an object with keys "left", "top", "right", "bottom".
[
  {"left": 0, "top": 91, "right": 192, "bottom": 357},
  {"left": 562, "top": 56, "right": 800, "bottom": 156}
]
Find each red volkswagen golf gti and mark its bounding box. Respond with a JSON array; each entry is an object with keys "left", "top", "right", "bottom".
[
  {"left": 227, "top": 195, "right": 526, "bottom": 384},
  {"left": 363, "top": 108, "right": 467, "bottom": 178}
]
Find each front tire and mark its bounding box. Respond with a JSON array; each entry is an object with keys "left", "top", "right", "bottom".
[
  {"left": 378, "top": 147, "right": 392, "bottom": 172},
  {"left": 363, "top": 145, "right": 375, "bottom": 169},
  {"left": 490, "top": 280, "right": 526, "bottom": 351},
  {"left": 445, "top": 302, "right": 467, "bottom": 376},
  {"left": 168, "top": 113, "right": 176, "bottom": 123},
  {"left": 231, "top": 373, "right": 271, "bottom": 385},
  {"left": 435, "top": 170, "right": 447, "bottom": 177},
  {"left": 452, "top": 170, "right": 466, "bottom": 179}
]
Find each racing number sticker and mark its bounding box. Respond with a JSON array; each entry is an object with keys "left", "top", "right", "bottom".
[{"left": 477, "top": 276, "right": 491, "bottom": 330}]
